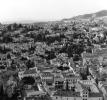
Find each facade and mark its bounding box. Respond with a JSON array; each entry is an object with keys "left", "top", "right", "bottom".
[{"left": 54, "top": 75, "right": 64, "bottom": 90}]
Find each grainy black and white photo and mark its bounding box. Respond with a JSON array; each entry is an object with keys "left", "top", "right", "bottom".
[{"left": 0, "top": 0, "right": 107, "bottom": 100}]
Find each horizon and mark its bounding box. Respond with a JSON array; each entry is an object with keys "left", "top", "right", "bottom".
[{"left": 0, "top": 0, "right": 107, "bottom": 23}]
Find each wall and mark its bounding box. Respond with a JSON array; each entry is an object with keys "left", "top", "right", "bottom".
[
  {"left": 88, "top": 97, "right": 103, "bottom": 100},
  {"left": 52, "top": 96, "right": 82, "bottom": 100}
]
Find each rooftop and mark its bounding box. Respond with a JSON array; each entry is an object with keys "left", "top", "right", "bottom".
[
  {"left": 95, "top": 48, "right": 107, "bottom": 55},
  {"left": 25, "top": 89, "right": 45, "bottom": 97},
  {"left": 23, "top": 69, "right": 37, "bottom": 75},
  {"left": 62, "top": 73, "right": 80, "bottom": 79},
  {"left": 82, "top": 52, "right": 98, "bottom": 59},
  {"left": 89, "top": 93, "right": 103, "bottom": 97},
  {"left": 53, "top": 90, "right": 80, "bottom": 97},
  {"left": 80, "top": 82, "right": 100, "bottom": 93},
  {"left": 41, "top": 72, "right": 54, "bottom": 77}
]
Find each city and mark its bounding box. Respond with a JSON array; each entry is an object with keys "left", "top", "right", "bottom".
[{"left": 0, "top": 9, "right": 107, "bottom": 100}]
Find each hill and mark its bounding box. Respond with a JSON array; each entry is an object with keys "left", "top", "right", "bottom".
[{"left": 62, "top": 10, "right": 107, "bottom": 21}]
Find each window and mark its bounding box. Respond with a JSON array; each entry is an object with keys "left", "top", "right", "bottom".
[{"left": 83, "top": 95, "right": 87, "bottom": 97}]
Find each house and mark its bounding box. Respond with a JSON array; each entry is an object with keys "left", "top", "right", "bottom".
[
  {"left": 18, "top": 68, "right": 37, "bottom": 79},
  {"left": 79, "top": 82, "right": 103, "bottom": 100},
  {"left": 40, "top": 72, "right": 54, "bottom": 85},
  {"left": 54, "top": 76, "right": 64, "bottom": 90},
  {"left": 63, "top": 73, "right": 80, "bottom": 89},
  {"left": 81, "top": 52, "right": 99, "bottom": 66},
  {"left": 82, "top": 48, "right": 107, "bottom": 66}
]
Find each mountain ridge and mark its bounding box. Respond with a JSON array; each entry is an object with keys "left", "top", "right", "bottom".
[{"left": 62, "top": 10, "right": 107, "bottom": 21}]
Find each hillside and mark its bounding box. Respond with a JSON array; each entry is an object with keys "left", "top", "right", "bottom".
[{"left": 62, "top": 10, "right": 107, "bottom": 21}]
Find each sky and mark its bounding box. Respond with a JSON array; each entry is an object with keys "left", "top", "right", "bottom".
[{"left": 0, "top": 0, "right": 107, "bottom": 23}]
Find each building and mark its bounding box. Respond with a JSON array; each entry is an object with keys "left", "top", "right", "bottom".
[
  {"left": 18, "top": 68, "right": 37, "bottom": 79},
  {"left": 52, "top": 90, "right": 80, "bottom": 100},
  {"left": 63, "top": 73, "right": 80, "bottom": 90},
  {"left": 54, "top": 74, "right": 64, "bottom": 90},
  {"left": 40, "top": 72, "right": 54, "bottom": 85},
  {"left": 23, "top": 84, "right": 46, "bottom": 100}
]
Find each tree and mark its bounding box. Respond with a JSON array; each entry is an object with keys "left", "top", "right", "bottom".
[
  {"left": 66, "top": 80, "right": 69, "bottom": 91},
  {"left": 6, "top": 86, "right": 13, "bottom": 98},
  {"left": 26, "top": 60, "right": 35, "bottom": 69},
  {"left": 21, "top": 76, "right": 35, "bottom": 85},
  {"left": 7, "top": 53, "right": 11, "bottom": 59},
  {"left": 2, "top": 33, "right": 13, "bottom": 43}
]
